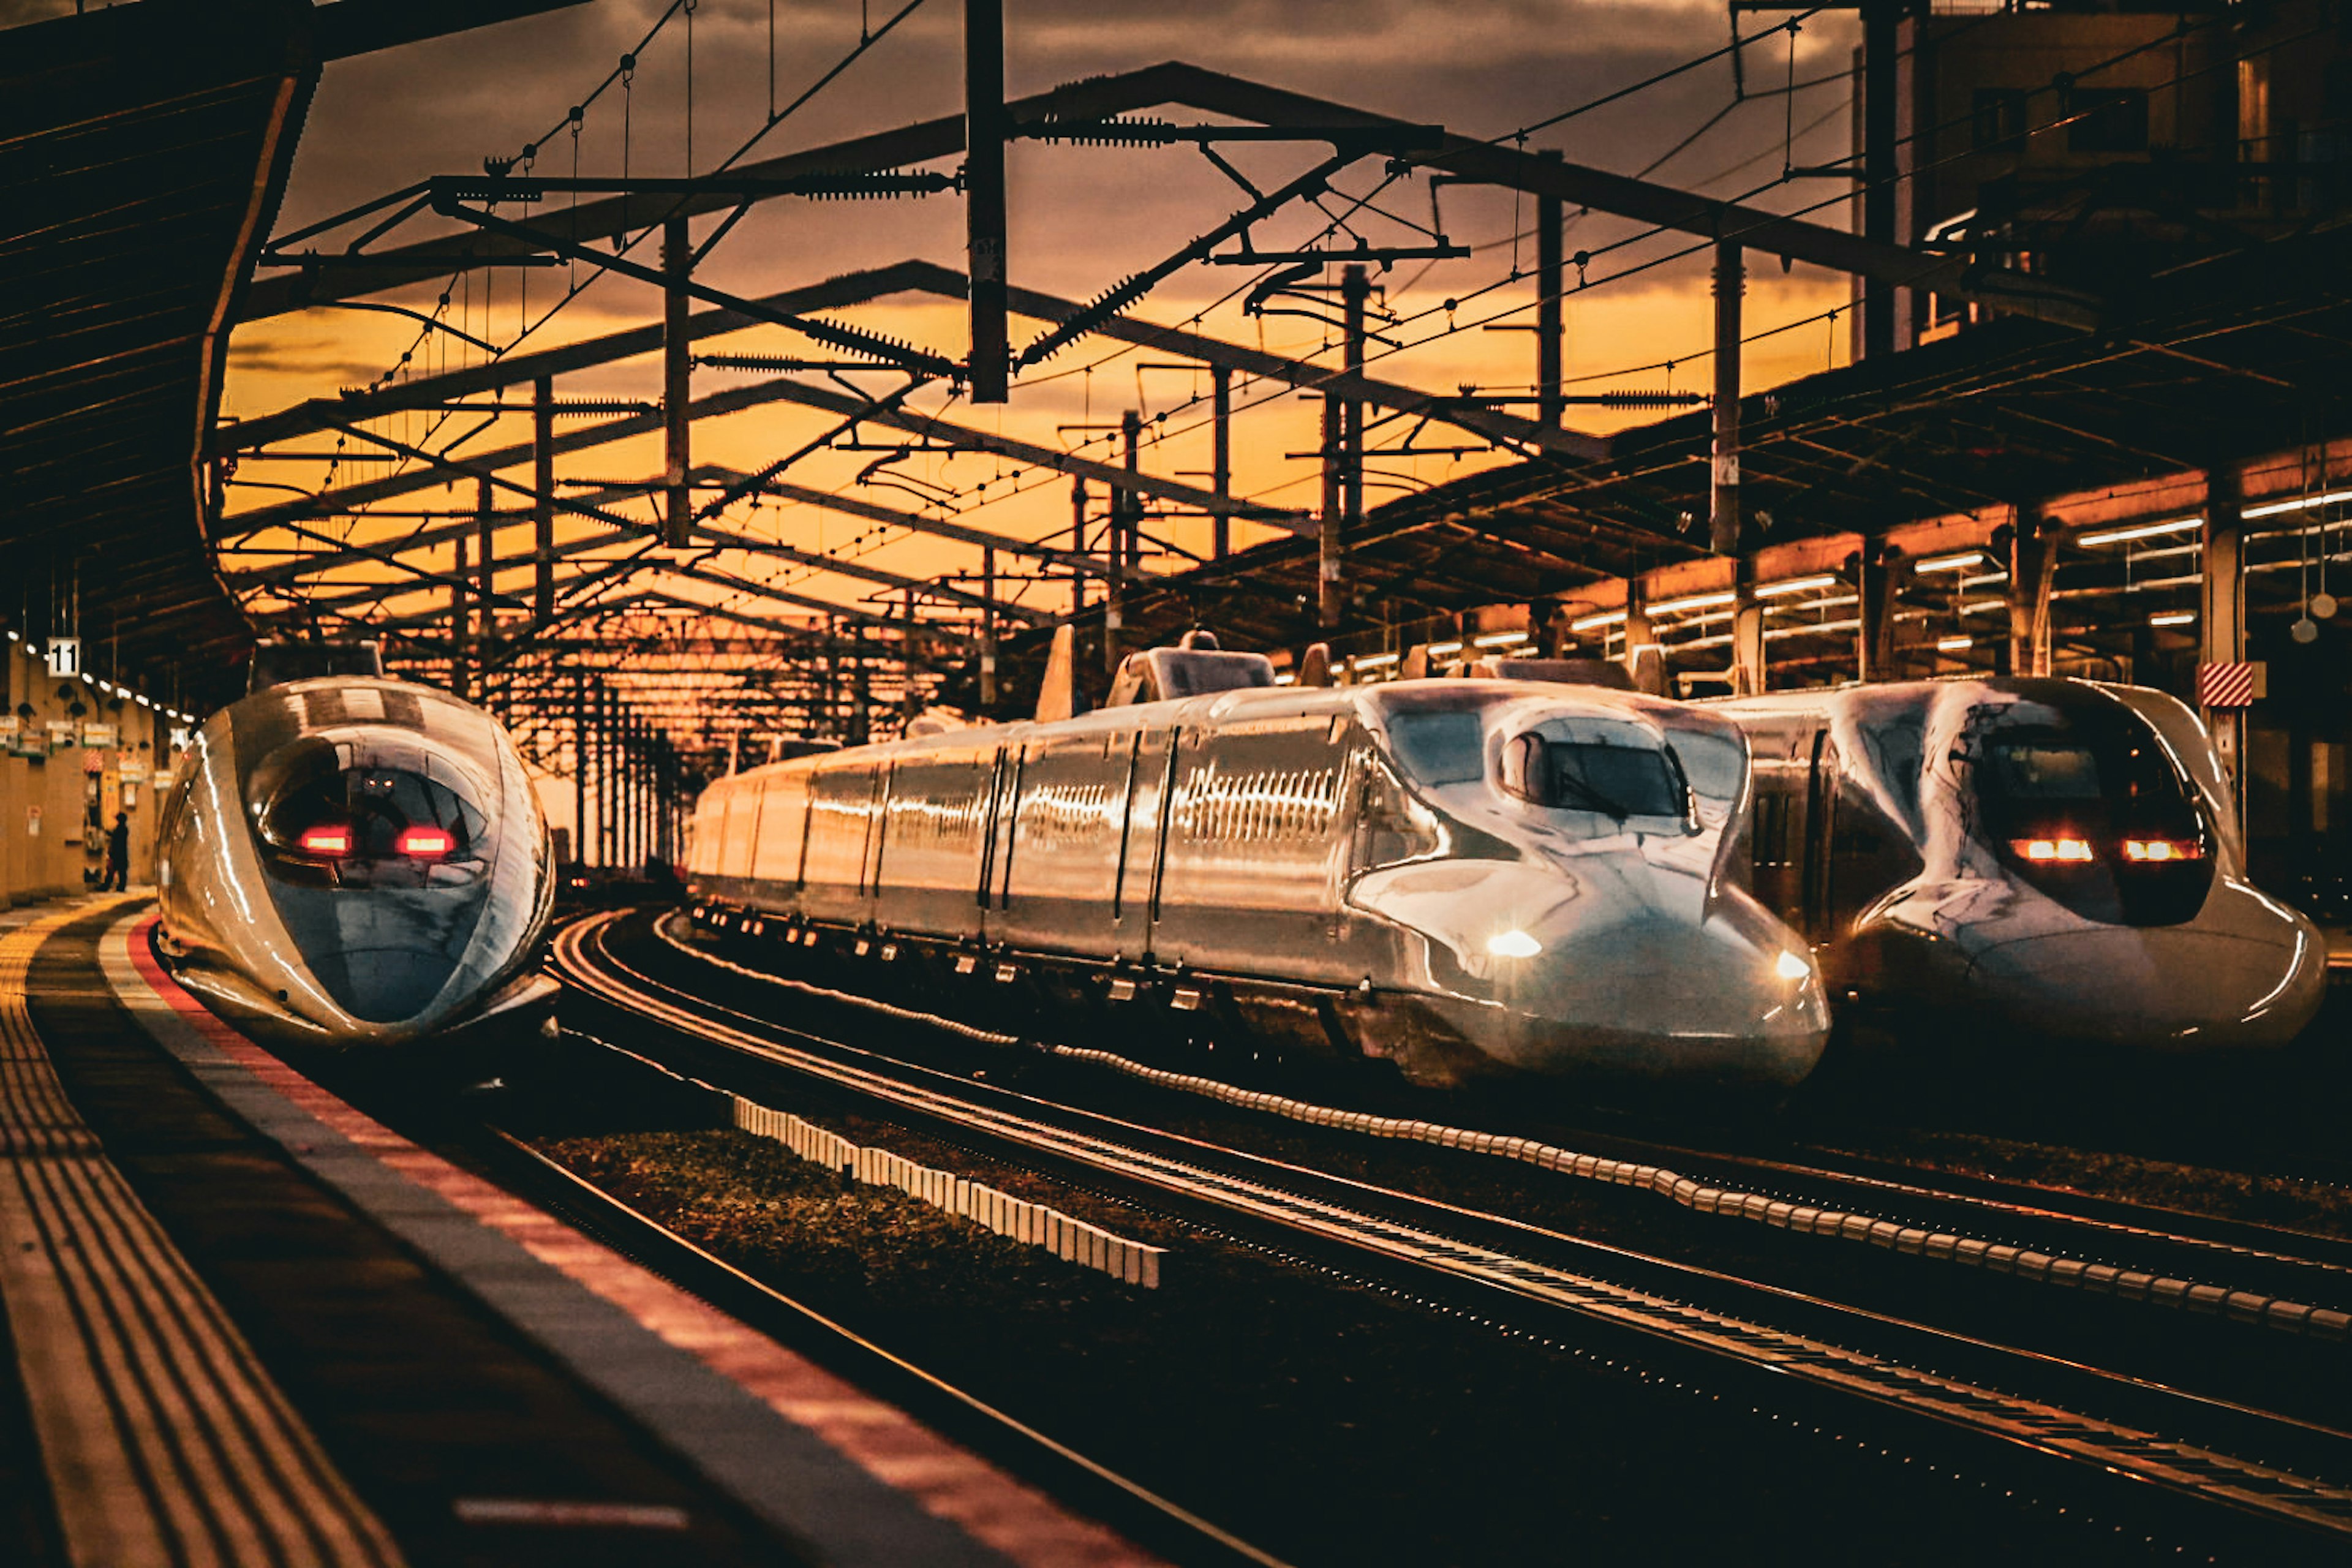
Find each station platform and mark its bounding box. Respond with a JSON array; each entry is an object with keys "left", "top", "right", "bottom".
[{"left": 0, "top": 896, "right": 1157, "bottom": 1568}]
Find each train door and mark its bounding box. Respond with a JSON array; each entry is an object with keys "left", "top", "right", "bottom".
[
  {"left": 1744, "top": 722, "right": 1808, "bottom": 929},
  {"left": 863, "top": 762, "right": 897, "bottom": 909},
  {"left": 1801, "top": 729, "right": 1838, "bottom": 941},
  {"left": 1112, "top": 726, "right": 1177, "bottom": 960},
  {"left": 976, "top": 743, "right": 1023, "bottom": 935}
]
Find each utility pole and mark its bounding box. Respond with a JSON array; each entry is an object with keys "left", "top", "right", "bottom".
[
  {"left": 980, "top": 545, "right": 998, "bottom": 707},
  {"left": 1319, "top": 265, "right": 1370, "bottom": 631},
  {"left": 662, "top": 216, "right": 692, "bottom": 546},
  {"left": 572, "top": 673, "right": 587, "bottom": 867},
  {"left": 450, "top": 533, "right": 469, "bottom": 701},
  {"left": 1862, "top": 0, "right": 1898, "bottom": 360},
  {"left": 1536, "top": 150, "right": 1565, "bottom": 431},
  {"left": 1212, "top": 366, "right": 1233, "bottom": 559},
  {"left": 533, "top": 375, "right": 554, "bottom": 625},
  {"left": 1710, "top": 241, "right": 1744, "bottom": 557},
  {"left": 474, "top": 473, "right": 495, "bottom": 704},
  {"left": 964, "top": 0, "right": 1009, "bottom": 402},
  {"left": 1111, "top": 409, "right": 1142, "bottom": 674}
]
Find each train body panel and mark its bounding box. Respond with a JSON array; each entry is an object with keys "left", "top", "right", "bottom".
[
  {"left": 687, "top": 679, "right": 1830, "bottom": 1090},
  {"left": 156, "top": 675, "right": 556, "bottom": 1044},
  {"left": 1710, "top": 677, "right": 2323, "bottom": 1050}
]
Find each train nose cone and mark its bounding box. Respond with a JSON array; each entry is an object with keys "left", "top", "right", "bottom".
[
  {"left": 314, "top": 946, "right": 462, "bottom": 1023},
  {"left": 1964, "top": 907, "right": 2323, "bottom": 1049},
  {"left": 1491, "top": 898, "right": 1832, "bottom": 1088}
]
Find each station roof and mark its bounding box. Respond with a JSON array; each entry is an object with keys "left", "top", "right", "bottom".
[
  {"left": 0, "top": 0, "right": 584, "bottom": 707},
  {"left": 1068, "top": 223, "right": 2352, "bottom": 668}
]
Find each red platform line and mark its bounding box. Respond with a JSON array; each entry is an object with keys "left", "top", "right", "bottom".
[{"left": 124, "top": 919, "right": 1158, "bottom": 1568}]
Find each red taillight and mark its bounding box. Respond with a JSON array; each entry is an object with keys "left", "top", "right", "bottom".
[
  {"left": 2013, "top": 837, "right": 2095, "bottom": 863},
  {"left": 298, "top": 825, "right": 352, "bottom": 857},
  {"left": 2123, "top": 837, "right": 2203, "bottom": 863},
  {"left": 396, "top": 825, "right": 455, "bottom": 858}
]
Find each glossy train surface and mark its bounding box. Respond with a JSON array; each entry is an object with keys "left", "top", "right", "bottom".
[
  {"left": 1711, "top": 677, "right": 2324, "bottom": 1050},
  {"left": 156, "top": 677, "right": 558, "bottom": 1044},
  {"left": 687, "top": 679, "right": 1831, "bottom": 1089}
]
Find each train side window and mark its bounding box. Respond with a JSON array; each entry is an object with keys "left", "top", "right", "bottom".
[{"left": 1351, "top": 758, "right": 1433, "bottom": 873}]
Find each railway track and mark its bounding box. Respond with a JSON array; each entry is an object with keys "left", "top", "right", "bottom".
[{"left": 551, "top": 908, "right": 2352, "bottom": 1561}]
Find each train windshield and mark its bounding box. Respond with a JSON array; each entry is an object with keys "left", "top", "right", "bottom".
[
  {"left": 254, "top": 737, "right": 488, "bottom": 881},
  {"left": 1974, "top": 710, "right": 2214, "bottom": 925},
  {"left": 1503, "top": 733, "right": 1692, "bottom": 824}
]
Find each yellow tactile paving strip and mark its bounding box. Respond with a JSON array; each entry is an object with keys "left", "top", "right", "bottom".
[{"left": 0, "top": 899, "right": 404, "bottom": 1568}]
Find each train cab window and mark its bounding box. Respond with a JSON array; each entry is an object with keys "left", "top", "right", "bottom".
[
  {"left": 1976, "top": 719, "right": 2214, "bottom": 925},
  {"left": 1385, "top": 710, "right": 1487, "bottom": 786},
  {"left": 254, "top": 739, "right": 485, "bottom": 884},
  {"left": 1501, "top": 733, "right": 1694, "bottom": 830}
]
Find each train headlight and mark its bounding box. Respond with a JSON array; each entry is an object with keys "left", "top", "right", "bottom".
[
  {"left": 1486, "top": 930, "right": 1543, "bottom": 959},
  {"left": 2013, "top": 837, "right": 2095, "bottom": 863},
  {"left": 2122, "top": 837, "right": 2203, "bottom": 862},
  {"left": 1774, "top": 949, "right": 1813, "bottom": 983}
]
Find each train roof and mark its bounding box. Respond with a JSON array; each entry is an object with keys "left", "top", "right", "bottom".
[{"left": 713, "top": 676, "right": 1735, "bottom": 790}]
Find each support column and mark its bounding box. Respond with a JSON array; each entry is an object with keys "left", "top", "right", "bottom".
[
  {"left": 2006, "top": 505, "right": 2057, "bottom": 678},
  {"left": 533, "top": 374, "right": 555, "bottom": 626},
  {"left": 1211, "top": 365, "right": 1232, "bottom": 559},
  {"left": 1624, "top": 576, "right": 1662, "bottom": 694},
  {"left": 963, "top": 0, "right": 1009, "bottom": 403},
  {"left": 662, "top": 216, "right": 692, "bottom": 548},
  {"left": 1710, "top": 241, "right": 1744, "bottom": 557},
  {"left": 2201, "top": 466, "right": 2248, "bottom": 821},
  {"left": 1857, "top": 542, "right": 1907, "bottom": 682},
  {"left": 1536, "top": 150, "right": 1565, "bottom": 432},
  {"left": 1732, "top": 558, "right": 1765, "bottom": 696}
]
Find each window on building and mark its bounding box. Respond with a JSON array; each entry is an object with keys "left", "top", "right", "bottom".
[
  {"left": 2065, "top": 88, "right": 2148, "bottom": 154},
  {"left": 1972, "top": 88, "right": 2028, "bottom": 151}
]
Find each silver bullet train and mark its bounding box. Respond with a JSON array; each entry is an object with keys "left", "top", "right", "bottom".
[
  {"left": 1708, "top": 677, "right": 2324, "bottom": 1051},
  {"left": 156, "top": 641, "right": 559, "bottom": 1046},
  {"left": 685, "top": 641, "right": 1831, "bottom": 1090}
]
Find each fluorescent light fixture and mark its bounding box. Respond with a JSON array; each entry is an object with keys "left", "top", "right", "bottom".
[
  {"left": 1566, "top": 612, "right": 1623, "bottom": 634},
  {"left": 1915, "top": 551, "right": 1986, "bottom": 575},
  {"left": 2244, "top": 488, "right": 2352, "bottom": 519},
  {"left": 1425, "top": 641, "right": 1463, "bottom": 655},
  {"left": 2076, "top": 516, "right": 2202, "bottom": 548},
  {"left": 1487, "top": 930, "right": 1543, "bottom": 959},
  {"left": 1354, "top": 652, "right": 1400, "bottom": 669},
  {"left": 2149, "top": 610, "right": 2196, "bottom": 627},
  {"left": 1273, "top": 673, "right": 1296, "bottom": 685},
  {"left": 1651, "top": 590, "right": 1738, "bottom": 615},
  {"left": 4, "top": 631, "right": 15, "bottom": 641},
  {"left": 1474, "top": 629, "right": 1533, "bottom": 646},
  {"left": 1936, "top": 635, "right": 1973, "bottom": 652},
  {"left": 1754, "top": 574, "right": 1841, "bottom": 598},
  {"left": 1774, "top": 949, "right": 1812, "bottom": 982},
  {"left": 1961, "top": 600, "right": 2008, "bottom": 616},
  {"left": 135, "top": 695, "right": 153, "bottom": 707}
]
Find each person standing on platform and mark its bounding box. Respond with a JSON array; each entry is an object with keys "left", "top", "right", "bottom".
[{"left": 105, "top": 812, "right": 130, "bottom": 892}]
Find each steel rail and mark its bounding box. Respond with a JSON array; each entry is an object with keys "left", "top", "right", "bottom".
[{"left": 551, "top": 910, "right": 2352, "bottom": 1550}]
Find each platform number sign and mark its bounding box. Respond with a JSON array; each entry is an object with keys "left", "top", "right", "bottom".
[{"left": 45, "top": 637, "right": 78, "bottom": 679}]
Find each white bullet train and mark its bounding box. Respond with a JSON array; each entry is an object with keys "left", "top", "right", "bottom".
[
  {"left": 155, "top": 641, "right": 558, "bottom": 1046},
  {"left": 685, "top": 641, "right": 1831, "bottom": 1090},
  {"left": 1709, "top": 677, "right": 2324, "bottom": 1051}
]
